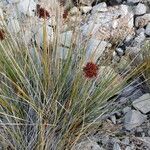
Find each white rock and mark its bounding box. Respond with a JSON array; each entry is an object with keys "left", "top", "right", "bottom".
[
  {"left": 125, "top": 146, "right": 131, "bottom": 150},
  {"left": 113, "top": 143, "right": 121, "bottom": 150},
  {"left": 126, "top": 12, "right": 134, "bottom": 29},
  {"left": 116, "top": 48, "right": 124, "bottom": 56},
  {"left": 92, "top": 2, "right": 108, "bottom": 14},
  {"left": 135, "top": 14, "right": 150, "bottom": 28},
  {"left": 86, "top": 39, "right": 108, "bottom": 60},
  {"left": 74, "top": 141, "right": 102, "bottom": 150},
  {"left": 112, "top": 54, "right": 120, "bottom": 63},
  {"left": 132, "top": 93, "right": 150, "bottom": 114},
  {"left": 86, "top": 5, "right": 134, "bottom": 42},
  {"left": 70, "top": 7, "right": 79, "bottom": 16},
  {"left": 60, "top": 31, "right": 73, "bottom": 48},
  {"left": 17, "top": 0, "right": 36, "bottom": 17},
  {"left": 80, "top": 6, "right": 92, "bottom": 14},
  {"left": 22, "top": 30, "right": 33, "bottom": 44},
  {"left": 124, "top": 110, "right": 147, "bottom": 130},
  {"left": 110, "top": 115, "right": 116, "bottom": 124},
  {"left": 125, "top": 34, "right": 134, "bottom": 42},
  {"left": 119, "top": 4, "right": 129, "bottom": 16},
  {"left": 113, "top": 51, "right": 117, "bottom": 58},
  {"left": 127, "top": 0, "right": 140, "bottom": 3},
  {"left": 122, "top": 137, "right": 130, "bottom": 145},
  {"left": 136, "top": 28, "right": 145, "bottom": 34},
  {"left": 121, "top": 86, "right": 136, "bottom": 97},
  {"left": 123, "top": 107, "right": 131, "bottom": 114},
  {"left": 133, "top": 32, "right": 146, "bottom": 46},
  {"left": 7, "top": 18, "right": 21, "bottom": 33},
  {"left": 0, "top": 8, "right": 4, "bottom": 20},
  {"left": 112, "top": 20, "right": 118, "bottom": 29},
  {"left": 135, "top": 3, "right": 147, "bottom": 15},
  {"left": 145, "top": 23, "right": 150, "bottom": 36},
  {"left": 70, "top": 16, "right": 81, "bottom": 23},
  {"left": 81, "top": 23, "right": 100, "bottom": 37},
  {"left": 138, "top": 137, "right": 150, "bottom": 148},
  {"left": 79, "top": 0, "right": 93, "bottom": 6}
]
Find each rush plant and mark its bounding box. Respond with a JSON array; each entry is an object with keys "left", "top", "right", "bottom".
[{"left": 0, "top": 4, "right": 147, "bottom": 150}]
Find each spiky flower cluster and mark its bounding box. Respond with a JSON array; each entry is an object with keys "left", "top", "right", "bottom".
[
  {"left": 0, "top": 29, "right": 5, "bottom": 40},
  {"left": 36, "top": 4, "right": 50, "bottom": 19},
  {"left": 83, "top": 62, "right": 99, "bottom": 78}
]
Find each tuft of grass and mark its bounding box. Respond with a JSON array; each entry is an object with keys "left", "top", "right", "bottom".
[
  {"left": 0, "top": 4, "right": 148, "bottom": 150},
  {"left": 142, "top": 39, "right": 150, "bottom": 88}
]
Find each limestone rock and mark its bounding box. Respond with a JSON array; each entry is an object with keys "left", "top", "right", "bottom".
[
  {"left": 132, "top": 32, "right": 146, "bottom": 46},
  {"left": 136, "top": 28, "right": 145, "bottom": 34},
  {"left": 17, "top": 0, "right": 36, "bottom": 17},
  {"left": 127, "top": 0, "right": 140, "bottom": 3},
  {"left": 86, "top": 39, "right": 109, "bottom": 60},
  {"left": 132, "top": 93, "right": 150, "bottom": 114},
  {"left": 110, "top": 115, "right": 116, "bottom": 124},
  {"left": 121, "top": 86, "right": 136, "bottom": 97},
  {"left": 124, "top": 110, "right": 147, "bottom": 130},
  {"left": 0, "top": 8, "right": 4, "bottom": 20},
  {"left": 125, "top": 146, "right": 131, "bottom": 150},
  {"left": 135, "top": 3, "right": 147, "bottom": 15},
  {"left": 78, "top": 0, "right": 94, "bottom": 6},
  {"left": 123, "top": 107, "right": 132, "bottom": 115},
  {"left": 138, "top": 137, "right": 150, "bottom": 149},
  {"left": 113, "top": 143, "right": 121, "bottom": 150},
  {"left": 135, "top": 14, "right": 150, "bottom": 28},
  {"left": 84, "top": 5, "right": 134, "bottom": 43},
  {"left": 128, "top": 89, "right": 144, "bottom": 101},
  {"left": 92, "top": 2, "right": 108, "bottom": 14},
  {"left": 80, "top": 6, "right": 92, "bottom": 13},
  {"left": 74, "top": 141, "right": 103, "bottom": 150},
  {"left": 145, "top": 23, "right": 150, "bottom": 36},
  {"left": 70, "top": 7, "right": 79, "bottom": 15}
]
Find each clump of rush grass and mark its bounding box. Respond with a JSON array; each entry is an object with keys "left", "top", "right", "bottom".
[
  {"left": 141, "top": 39, "right": 150, "bottom": 88},
  {"left": 0, "top": 4, "right": 147, "bottom": 150}
]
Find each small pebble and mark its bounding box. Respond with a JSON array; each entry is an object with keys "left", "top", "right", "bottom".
[
  {"left": 110, "top": 115, "right": 116, "bottom": 124},
  {"left": 116, "top": 48, "right": 124, "bottom": 57}
]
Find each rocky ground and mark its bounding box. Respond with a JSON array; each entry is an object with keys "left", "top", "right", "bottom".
[{"left": 0, "top": 0, "right": 150, "bottom": 149}]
